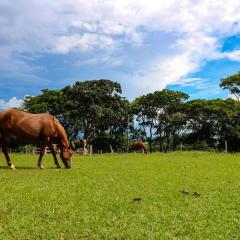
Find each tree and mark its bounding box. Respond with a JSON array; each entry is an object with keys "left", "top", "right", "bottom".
[
  {"left": 153, "top": 90, "right": 188, "bottom": 152},
  {"left": 23, "top": 80, "right": 129, "bottom": 150},
  {"left": 131, "top": 89, "right": 188, "bottom": 152},
  {"left": 63, "top": 79, "right": 129, "bottom": 145},
  {"left": 24, "top": 89, "right": 64, "bottom": 115},
  {"left": 131, "top": 93, "right": 158, "bottom": 152},
  {"left": 220, "top": 72, "right": 240, "bottom": 100},
  {"left": 184, "top": 98, "right": 240, "bottom": 151}
]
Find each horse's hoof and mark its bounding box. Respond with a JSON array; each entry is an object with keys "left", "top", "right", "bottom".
[
  {"left": 39, "top": 165, "right": 44, "bottom": 169},
  {"left": 10, "top": 165, "right": 15, "bottom": 170},
  {"left": 56, "top": 165, "right": 61, "bottom": 169}
]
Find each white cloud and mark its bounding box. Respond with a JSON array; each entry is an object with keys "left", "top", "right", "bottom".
[
  {"left": 1, "top": 0, "right": 240, "bottom": 95},
  {"left": 221, "top": 49, "right": 240, "bottom": 61},
  {"left": 54, "top": 33, "right": 116, "bottom": 54},
  {"left": 0, "top": 97, "right": 23, "bottom": 110},
  {"left": 171, "top": 78, "right": 208, "bottom": 89},
  {"left": 140, "top": 53, "right": 198, "bottom": 88},
  {"left": 75, "top": 55, "right": 122, "bottom": 67}
]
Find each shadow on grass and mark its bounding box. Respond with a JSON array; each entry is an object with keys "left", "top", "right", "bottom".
[{"left": 0, "top": 166, "right": 63, "bottom": 170}]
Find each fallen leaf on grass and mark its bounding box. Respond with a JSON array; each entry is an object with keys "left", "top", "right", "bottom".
[
  {"left": 180, "top": 190, "right": 190, "bottom": 195},
  {"left": 180, "top": 190, "right": 201, "bottom": 197},
  {"left": 193, "top": 191, "right": 201, "bottom": 197},
  {"left": 133, "top": 197, "right": 142, "bottom": 202}
]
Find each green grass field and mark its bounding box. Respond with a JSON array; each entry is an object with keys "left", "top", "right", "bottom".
[{"left": 0, "top": 152, "right": 240, "bottom": 239}]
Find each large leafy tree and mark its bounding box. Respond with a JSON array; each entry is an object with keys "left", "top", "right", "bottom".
[
  {"left": 63, "top": 79, "right": 129, "bottom": 144},
  {"left": 131, "top": 89, "right": 188, "bottom": 152},
  {"left": 153, "top": 89, "right": 188, "bottom": 152},
  {"left": 184, "top": 98, "right": 240, "bottom": 151},
  {"left": 23, "top": 80, "right": 129, "bottom": 146},
  {"left": 220, "top": 72, "right": 240, "bottom": 100},
  {"left": 24, "top": 89, "right": 64, "bottom": 115},
  {"left": 131, "top": 93, "right": 158, "bottom": 152}
]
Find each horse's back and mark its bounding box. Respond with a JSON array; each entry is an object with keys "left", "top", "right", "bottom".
[
  {"left": 130, "top": 141, "right": 147, "bottom": 153},
  {"left": 0, "top": 109, "right": 57, "bottom": 140},
  {"left": 0, "top": 109, "right": 24, "bottom": 129}
]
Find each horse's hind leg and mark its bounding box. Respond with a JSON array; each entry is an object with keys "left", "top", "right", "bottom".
[
  {"left": 49, "top": 144, "right": 61, "bottom": 169},
  {"left": 37, "top": 142, "right": 47, "bottom": 169},
  {"left": 2, "top": 138, "right": 15, "bottom": 170}
]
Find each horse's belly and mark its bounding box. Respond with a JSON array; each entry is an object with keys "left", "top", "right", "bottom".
[
  {"left": 13, "top": 130, "right": 40, "bottom": 142},
  {"left": 12, "top": 121, "right": 42, "bottom": 141}
]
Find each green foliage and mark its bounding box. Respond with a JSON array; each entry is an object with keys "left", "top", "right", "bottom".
[
  {"left": 220, "top": 71, "right": 240, "bottom": 100},
  {"left": 63, "top": 79, "right": 129, "bottom": 143},
  {"left": 24, "top": 89, "right": 64, "bottom": 115},
  {"left": 23, "top": 80, "right": 129, "bottom": 145},
  {"left": 1, "top": 152, "right": 240, "bottom": 239},
  {"left": 131, "top": 89, "right": 189, "bottom": 152},
  {"left": 184, "top": 98, "right": 240, "bottom": 151},
  {"left": 21, "top": 79, "right": 240, "bottom": 152}
]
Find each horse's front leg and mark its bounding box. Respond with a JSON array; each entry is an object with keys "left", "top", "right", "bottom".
[
  {"left": 49, "top": 144, "right": 61, "bottom": 169},
  {"left": 2, "top": 138, "right": 15, "bottom": 170},
  {"left": 37, "top": 142, "right": 47, "bottom": 169}
]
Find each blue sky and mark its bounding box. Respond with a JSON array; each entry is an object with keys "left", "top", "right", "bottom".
[{"left": 1, "top": 0, "right": 240, "bottom": 109}]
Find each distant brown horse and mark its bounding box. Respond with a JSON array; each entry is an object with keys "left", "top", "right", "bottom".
[
  {"left": 129, "top": 141, "right": 147, "bottom": 154},
  {"left": 71, "top": 139, "right": 88, "bottom": 155},
  {"left": 0, "top": 109, "right": 72, "bottom": 169},
  {"left": 71, "top": 139, "right": 87, "bottom": 151}
]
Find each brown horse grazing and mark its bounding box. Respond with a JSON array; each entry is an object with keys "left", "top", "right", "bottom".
[
  {"left": 71, "top": 139, "right": 87, "bottom": 151},
  {"left": 129, "top": 141, "right": 148, "bottom": 154},
  {"left": 0, "top": 108, "right": 72, "bottom": 169}
]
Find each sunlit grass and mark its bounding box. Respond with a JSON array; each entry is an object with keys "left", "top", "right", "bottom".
[{"left": 0, "top": 152, "right": 240, "bottom": 239}]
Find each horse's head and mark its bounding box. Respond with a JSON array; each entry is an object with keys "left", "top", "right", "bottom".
[{"left": 60, "top": 147, "right": 73, "bottom": 168}]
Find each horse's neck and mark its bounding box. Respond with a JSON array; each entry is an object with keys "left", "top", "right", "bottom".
[
  {"left": 56, "top": 122, "right": 69, "bottom": 150},
  {"left": 59, "top": 133, "right": 69, "bottom": 150}
]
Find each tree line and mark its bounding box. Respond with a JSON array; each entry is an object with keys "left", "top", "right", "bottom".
[{"left": 21, "top": 71, "right": 240, "bottom": 153}]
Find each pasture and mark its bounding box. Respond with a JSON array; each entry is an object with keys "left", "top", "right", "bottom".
[{"left": 0, "top": 152, "right": 240, "bottom": 239}]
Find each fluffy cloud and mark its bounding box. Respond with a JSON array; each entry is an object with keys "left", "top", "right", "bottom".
[
  {"left": 1, "top": 0, "right": 240, "bottom": 95},
  {"left": 0, "top": 97, "right": 23, "bottom": 110},
  {"left": 221, "top": 49, "right": 240, "bottom": 61},
  {"left": 54, "top": 34, "right": 116, "bottom": 54}
]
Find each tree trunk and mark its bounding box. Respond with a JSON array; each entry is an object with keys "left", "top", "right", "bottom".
[
  {"left": 149, "top": 126, "right": 153, "bottom": 153},
  {"left": 165, "top": 133, "right": 171, "bottom": 153}
]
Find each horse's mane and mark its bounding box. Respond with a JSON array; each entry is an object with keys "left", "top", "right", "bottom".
[{"left": 54, "top": 118, "right": 70, "bottom": 149}]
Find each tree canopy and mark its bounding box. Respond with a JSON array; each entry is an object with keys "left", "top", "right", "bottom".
[
  {"left": 21, "top": 74, "right": 240, "bottom": 153},
  {"left": 63, "top": 79, "right": 129, "bottom": 143},
  {"left": 131, "top": 89, "right": 189, "bottom": 152},
  {"left": 23, "top": 80, "right": 129, "bottom": 151}
]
